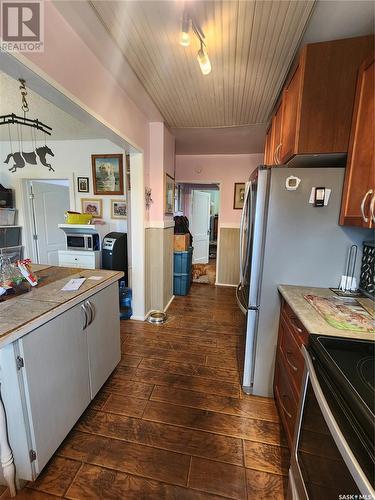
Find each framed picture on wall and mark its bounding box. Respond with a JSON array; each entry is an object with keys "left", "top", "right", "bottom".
[
  {"left": 81, "top": 198, "right": 103, "bottom": 218},
  {"left": 164, "top": 173, "right": 175, "bottom": 214},
  {"left": 111, "top": 199, "right": 127, "bottom": 219},
  {"left": 91, "top": 154, "right": 124, "bottom": 195},
  {"left": 77, "top": 177, "right": 89, "bottom": 193},
  {"left": 233, "top": 182, "right": 246, "bottom": 209}
]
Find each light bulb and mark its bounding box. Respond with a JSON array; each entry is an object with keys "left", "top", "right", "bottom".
[
  {"left": 197, "top": 47, "right": 211, "bottom": 75},
  {"left": 180, "top": 30, "right": 190, "bottom": 47},
  {"left": 180, "top": 11, "right": 190, "bottom": 47}
]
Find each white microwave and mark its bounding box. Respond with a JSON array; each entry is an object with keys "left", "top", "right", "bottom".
[{"left": 66, "top": 233, "right": 99, "bottom": 251}]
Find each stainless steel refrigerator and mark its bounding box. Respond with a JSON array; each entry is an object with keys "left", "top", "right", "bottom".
[{"left": 236, "top": 166, "right": 370, "bottom": 397}]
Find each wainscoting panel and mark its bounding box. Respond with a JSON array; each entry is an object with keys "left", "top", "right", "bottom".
[
  {"left": 217, "top": 227, "right": 240, "bottom": 286},
  {"left": 145, "top": 226, "right": 174, "bottom": 314}
]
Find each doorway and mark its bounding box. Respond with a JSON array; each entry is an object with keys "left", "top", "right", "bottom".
[
  {"left": 176, "top": 183, "right": 220, "bottom": 283},
  {"left": 23, "top": 179, "right": 70, "bottom": 265}
]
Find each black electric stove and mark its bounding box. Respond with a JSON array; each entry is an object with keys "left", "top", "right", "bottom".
[{"left": 309, "top": 335, "right": 375, "bottom": 485}]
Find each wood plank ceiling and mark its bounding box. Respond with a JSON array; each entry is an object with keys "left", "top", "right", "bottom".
[{"left": 90, "top": 1, "right": 315, "bottom": 128}]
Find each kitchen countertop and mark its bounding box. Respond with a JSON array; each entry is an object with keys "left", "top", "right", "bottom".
[
  {"left": 278, "top": 285, "right": 375, "bottom": 341},
  {"left": 0, "top": 266, "right": 123, "bottom": 348}
]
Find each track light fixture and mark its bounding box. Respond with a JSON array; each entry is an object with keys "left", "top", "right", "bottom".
[
  {"left": 179, "top": 9, "right": 212, "bottom": 75},
  {"left": 179, "top": 9, "right": 190, "bottom": 47}
]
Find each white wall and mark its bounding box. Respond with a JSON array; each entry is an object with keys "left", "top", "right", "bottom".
[{"left": 0, "top": 138, "right": 128, "bottom": 256}]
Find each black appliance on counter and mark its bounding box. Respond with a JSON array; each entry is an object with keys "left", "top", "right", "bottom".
[
  {"left": 102, "top": 232, "right": 128, "bottom": 285},
  {"left": 288, "top": 335, "right": 375, "bottom": 499}
]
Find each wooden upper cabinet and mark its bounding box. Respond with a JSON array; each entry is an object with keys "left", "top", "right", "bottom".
[
  {"left": 268, "top": 35, "right": 373, "bottom": 167},
  {"left": 340, "top": 57, "right": 375, "bottom": 228},
  {"left": 279, "top": 64, "right": 302, "bottom": 164},
  {"left": 264, "top": 102, "right": 282, "bottom": 166}
]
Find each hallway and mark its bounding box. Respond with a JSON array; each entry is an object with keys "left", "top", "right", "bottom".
[{"left": 7, "top": 285, "right": 288, "bottom": 499}]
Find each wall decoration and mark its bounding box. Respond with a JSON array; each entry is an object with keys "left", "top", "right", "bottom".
[
  {"left": 164, "top": 174, "right": 175, "bottom": 215},
  {"left": 81, "top": 198, "right": 102, "bottom": 218},
  {"left": 1, "top": 79, "right": 55, "bottom": 173},
  {"left": 77, "top": 177, "right": 89, "bottom": 193},
  {"left": 111, "top": 199, "right": 127, "bottom": 219},
  {"left": 233, "top": 182, "right": 246, "bottom": 210},
  {"left": 91, "top": 154, "right": 124, "bottom": 195},
  {"left": 145, "top": 187, "right": 153, "bottom": 210}
]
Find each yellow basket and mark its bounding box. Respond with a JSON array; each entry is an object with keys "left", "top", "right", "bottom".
[{"left": 64, "top": 212, "right": 93, "bottom": 224}]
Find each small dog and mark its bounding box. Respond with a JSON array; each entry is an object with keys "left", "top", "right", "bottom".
[{"left": 98, "top": 162, "right": 116, "bottom": 191}]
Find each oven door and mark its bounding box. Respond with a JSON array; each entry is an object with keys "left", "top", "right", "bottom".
[{"left": 289, "top": 346, "right": 374, "bottom": 500}]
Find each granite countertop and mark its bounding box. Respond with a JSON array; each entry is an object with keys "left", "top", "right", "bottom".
[
  {"left": 278, "top": 285, "right": 375, "bottom": 342},
  {"left": 0, "top": 266, "right": 123, "bottom": 348}
]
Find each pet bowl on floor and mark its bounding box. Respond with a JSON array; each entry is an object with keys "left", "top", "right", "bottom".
[{"left": 147, "top": 310, "right": 167, "bottom": 325}]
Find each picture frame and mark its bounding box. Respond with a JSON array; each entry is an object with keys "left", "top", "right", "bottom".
[
  {"left": 111, "top": 199, "right": 127, "bottom": 219},
  {"left": 164, "top": 173, "right": 175, "bottom": 215},
  {"left": 77, "top": 176, "right": 89, "bottom": 193},
  {"left": 81, "top": 198, "right": 103, "bottom": 218},
  {"left": 91, "top": 154, "right": 124, "bottom": 195},
  {"left": 233, "top": 182, "right": 246, "bottom": 210}
]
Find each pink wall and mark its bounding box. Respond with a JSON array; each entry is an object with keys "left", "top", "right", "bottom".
[
  {"left": 175, "top": 154, "right": 263, "bottom": 224},
  {"left": 149, "top": 123, "right": 175, "bottom": 222},
  {"left": 21, "top": 2, "right": 152, "bottom": 181}
]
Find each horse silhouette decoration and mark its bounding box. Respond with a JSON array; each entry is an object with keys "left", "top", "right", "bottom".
[{"left": 4, "top": 146, "right": 55, "bottom": 173}]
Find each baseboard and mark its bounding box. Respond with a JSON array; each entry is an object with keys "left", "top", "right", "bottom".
[
  {"left": 215, "top": 282, "right": 237, "bottom": 288},
  {"left": 164, "top": 295, "right": 175, "bottom": 312},
  {"left": 130, "top": 314, "right": 147, "bottom": 321}
]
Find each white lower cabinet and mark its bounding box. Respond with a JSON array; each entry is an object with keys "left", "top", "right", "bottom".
[
  {"left": 0, "top": 282, "right": 120, "bottom": 482},
  {"left": 58, "top": 250, "right": 101, "bottom": 269}
]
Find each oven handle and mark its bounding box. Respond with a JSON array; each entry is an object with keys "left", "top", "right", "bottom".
[{"left": 302, "top": 346, "right": 375, "bottom": 498}]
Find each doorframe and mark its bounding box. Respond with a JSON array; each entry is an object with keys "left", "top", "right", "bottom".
[
  {"left": 21, "top": 177, "right": 73, "bottom": 263},
  {"left": 175, "top": 180, "right": 221, "bottom": 283},
  {"left": 1, "top": 52, "right": 146, "bottom": 319}
]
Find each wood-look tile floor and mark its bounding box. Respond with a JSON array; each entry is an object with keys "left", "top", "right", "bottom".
[{"left": 4, "top": 284, "right": 289, "bottom": 499}]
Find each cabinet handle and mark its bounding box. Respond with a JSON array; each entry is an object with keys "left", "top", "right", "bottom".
[
  {"left": 360, "top": 189, "right": 373, "bottom": 223},
  {"left": 86, "top": 300, "right": 95, "bottom": 326},
  {"left": 274, "top": 143, "right": 281, "bottom": 165},
  {"left": 289, "top": 317, "right": 303, "bottom": 334},
  {"left": 280, "top": 394, "right": 292, "bottom": 419},
  {"left": 81, "top": 304, "right": 88, "bottom": 330},
  {"left": 370, "top": 193, "right": 375, "bottom": 224},
  {"left": 285, "top": 350, "right": 298, "bottom": 372}
]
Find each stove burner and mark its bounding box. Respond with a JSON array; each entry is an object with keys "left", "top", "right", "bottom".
[{"left": 357, "top": 356, "right": 375, "bottom": 393}]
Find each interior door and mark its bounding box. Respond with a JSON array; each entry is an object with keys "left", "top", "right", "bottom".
[
  {"left": 29, "top": 180, "right": 70, "bottom": 264},
  {"left": 191, "top": 190, "right": 211, "bottom": 264}
]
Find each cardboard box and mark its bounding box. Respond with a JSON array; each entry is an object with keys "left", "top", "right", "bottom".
[{"left": 174, "top": 234, "right": 190, "bottom": 251}]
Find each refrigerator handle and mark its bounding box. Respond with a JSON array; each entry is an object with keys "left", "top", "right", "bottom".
[
  {"left": 235, "top": 284, "right": 247, "bottom": 315},
  {"left": 239, "top": 181, "right": 251, "bottom": 285}
]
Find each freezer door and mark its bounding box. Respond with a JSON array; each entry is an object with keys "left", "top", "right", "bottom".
[
  {"left": 242, "top": 309, "right": 259, "bottom": 393},
  {"left": 237, "top": 174, "right": 259, "bottom": 314}
]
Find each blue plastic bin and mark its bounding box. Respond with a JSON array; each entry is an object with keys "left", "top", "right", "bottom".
[
  {"left": 173, "top": 247, "right": 193, "bottom": 274},
  {"left": 173, "top": 273, "right": 191, "bottom": 296},
  {"left": 119, "top": 281, "right": 132, "bottom": 319}
]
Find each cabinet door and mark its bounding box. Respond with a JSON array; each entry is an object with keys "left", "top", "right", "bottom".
[
  {"left": 19, "top": 303, "right": 90, "bottom": 474},
  {"left": 280, "top": 63, "right": 303, "bottom": 164},
  {"left": 340, "top": 57, "right": 374, "bottom": 227},
  {"left": 85, "top": 283, "right": 121, "bottom": 398},
  {"left": 264, "top": 126, "right": 272, "bottom": 165}
]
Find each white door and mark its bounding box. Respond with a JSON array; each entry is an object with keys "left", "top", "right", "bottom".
[
  {"left": 29, "top": 180, "right": 70, "bottom": 265},
  {"left": 85, "top": 283, "right": 121, "bottom": 398},
  {"left": 19, "top": 302, "right": 90, "bottom": 474},
  {"left": 191, "top": 190, "right": 211, "bottom": 264}
]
